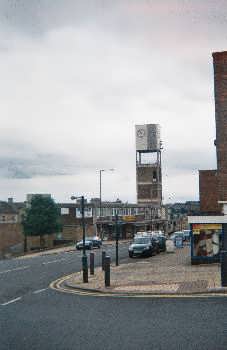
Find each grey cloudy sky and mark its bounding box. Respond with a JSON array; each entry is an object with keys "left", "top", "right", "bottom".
[{"left": 0, "top": 0, "right": 226, "bottom": 203}]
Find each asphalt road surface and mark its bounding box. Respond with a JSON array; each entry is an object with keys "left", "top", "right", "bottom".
[{"left": 1, "top": 243, "right": 227, "bottom": 350}]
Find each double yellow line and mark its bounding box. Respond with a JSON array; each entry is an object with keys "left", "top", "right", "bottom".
[{"left": 49, "top": 274, "right": 227, "bottom": 299}]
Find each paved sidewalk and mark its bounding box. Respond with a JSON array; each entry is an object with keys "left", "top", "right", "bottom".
[{"left": 65, "top": 246, "right": 223, "bottom": 294}]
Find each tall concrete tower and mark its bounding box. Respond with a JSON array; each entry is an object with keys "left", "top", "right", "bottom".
[{"left": 135, "top": 124, "right": 162, "bottom": 205}]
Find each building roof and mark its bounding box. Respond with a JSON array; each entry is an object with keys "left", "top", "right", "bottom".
[{"left": 0, "top": 201, "right": 18, "bottom": 214}]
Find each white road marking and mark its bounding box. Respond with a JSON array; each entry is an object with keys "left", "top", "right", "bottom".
[
  {"left": 33, "top": 288, "right": 48, "bottom": 294},
  {"left": 42, "top": 258, "right": 68, "bottom": 265},
  {"left": 1, "top": 297, "right": 22, "bottom": 306},
  {"left": 0, "top": 266, "right": 29, "bottom": 275}
]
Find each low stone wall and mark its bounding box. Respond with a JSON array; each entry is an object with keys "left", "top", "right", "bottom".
[
  {"left": 26, "top": 234, "right": 55, "bottom": 251},
  {"left": 62, "top": 224, "right": 95, "bottom": 242},
  {"left": 0, "top": 223, "right": 24, "bottom": 257}
]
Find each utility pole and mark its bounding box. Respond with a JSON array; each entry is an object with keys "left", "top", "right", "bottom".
[
  {"left": 99, "top": 168, "right": 115, "bottom": 239},
  {"left": 71, "top": 195, "right": 88, "bottom": 283},
  {"left": 81, "top": 196, "right": 88, "bottom": 283},
  {"left": 99, "top": 169, "right": 103, "bottom": 239},
  {"left": 115, "top": 213, "right": 119, "bottom": 266}
]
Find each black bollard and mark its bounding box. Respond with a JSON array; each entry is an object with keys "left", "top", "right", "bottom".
[
  {"left": 105, "top": 256, "right": 111, "bottom": 287},
  {"left": 90, "top": 252, "right": 94, "bottom": 275},
  {"left": 221, "top": 250, "right": 227, "bottom": 286},
  {"left": 102, "top": 251, "right": 106, "bottom": 271},
  {"left": 82, "top": 255, "right": 88, "bottom": 283}
]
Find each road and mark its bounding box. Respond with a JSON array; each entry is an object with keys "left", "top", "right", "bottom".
[
  {"left": 0, "top": 242, "right": 129, "bottom": 304},
  {"left": 1, "top": 243, "right": 227, "bottom": 350}
]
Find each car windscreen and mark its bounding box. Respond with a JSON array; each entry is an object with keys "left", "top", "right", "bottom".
[{"left": 134, "top": 238, "right": 150, "bottom": 244}]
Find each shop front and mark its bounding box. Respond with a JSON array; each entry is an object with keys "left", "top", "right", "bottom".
[{"left": 188, "top": 216, "right": 226, "bottom": 264}]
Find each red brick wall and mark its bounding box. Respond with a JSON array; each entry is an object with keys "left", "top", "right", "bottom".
[
  {"left": 213, "top": 51, "right": 227, "bottom": 201},
  {"left": 0, "top": 223, "right": 23, "bottom": 254},
  {"left": 199, "top": 170, "right": 221, "bottom": 213}
]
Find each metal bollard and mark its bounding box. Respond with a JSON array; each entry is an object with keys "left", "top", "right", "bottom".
[
  {"left": 104, "top": 256, "right": 111, "bottom": 287},
  {"left": 90, "top": 252, "right": 94, "bottom": 275},
  {"left": 102, "top": 251, "right": 106, "bottom": 271},
  {"left": 82, "top": 255, "right": 88, "bottom": 283},
  {"left": 221, "top": 250, "right": 227, "bottom": 286}
]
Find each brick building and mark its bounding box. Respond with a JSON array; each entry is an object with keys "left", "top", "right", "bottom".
[
  {"left": 0, "top": 199, "right": 23, "bottom": 258},
  {"left": 199, "top": 51, "right": 227, "bottom": 214},
  {"left": 189, "top": 51, "right": 227, "bottom": 264},
  {"left": 135, "top": 124, "right": 162, "bottom": 206},
  {"left": 59, "top": 199, "right": 168, "bottom": 242}
]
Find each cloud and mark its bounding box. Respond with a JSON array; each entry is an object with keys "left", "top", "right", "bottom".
[{"left": 0, "top": 0, "right": 225, "bottom": 203}]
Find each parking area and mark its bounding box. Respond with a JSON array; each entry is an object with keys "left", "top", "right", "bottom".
[{"left": 66, "top": 245, "right": 221, "bottom": 294}]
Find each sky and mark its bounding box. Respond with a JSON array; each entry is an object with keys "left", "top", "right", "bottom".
[{"left": 0, "top": 0, "right": 226, "bottom": 204}]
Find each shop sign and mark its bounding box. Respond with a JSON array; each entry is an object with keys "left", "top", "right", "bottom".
[{"left": 122, "top": 215, "right": 136, "bottom": 222}]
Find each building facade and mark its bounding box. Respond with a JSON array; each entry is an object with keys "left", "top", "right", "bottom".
[
  {"left": 59, "top": 199, "right": 168, "bottom": 242},
  {"left": 200, "top": 51, "right": 227, "bottom": 214}
]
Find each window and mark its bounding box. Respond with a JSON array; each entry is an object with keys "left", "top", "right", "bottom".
[
  {"left": 152, "top": 189, "right": 158, "bottom": 198},
  {"left": 153, "top": 170, "right": 157, "bottom": 182},
  {"left": 61, "top": 208, "right": 69, "bottom": 215}
]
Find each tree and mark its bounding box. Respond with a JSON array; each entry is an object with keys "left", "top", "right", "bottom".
[{"left": 22, "top": 195, "right": 62, "bottom": 250}]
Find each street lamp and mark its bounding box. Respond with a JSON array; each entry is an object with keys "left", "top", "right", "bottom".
[
  {"left": 115, "top": 213, "right": 120, "bottom": 266},
  {"left": 71, "top": 195, "right": 88, "bottom": 283},
  {"left": 99, "top": 168, "right": 114, "bottom": 239}
]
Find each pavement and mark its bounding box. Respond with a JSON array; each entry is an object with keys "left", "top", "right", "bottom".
[{"left": 60, "top": 245, "right": 225, "bottom": 295}]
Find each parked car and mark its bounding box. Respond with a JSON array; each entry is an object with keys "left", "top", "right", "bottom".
[
  {"left": 88, "top": 236, "right": 102, "bottom": 248},
  {"left": 128, "top": 236, "right": 156, "bottom": 258},
  {"left": 170, "top": 231, "right": 184, "bottom": 242},
  {"left": 155, "top": 235, "right": 166, "bottom": 252},
  {"left": 150, "top": 236, "right": 160, "bottom": 254},
  {"left": 76, "top": 239, "right": 93, "bottom": 250}
]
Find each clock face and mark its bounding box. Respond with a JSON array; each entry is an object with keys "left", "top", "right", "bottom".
[{"left": 137, "top": 129, "right": 145, "bottom": 138}]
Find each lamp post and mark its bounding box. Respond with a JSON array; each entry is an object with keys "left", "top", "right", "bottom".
[
  {"left": 71, "top": 195, "right": 88, "bottom": 283},
  {"left": 115, "top": 213, "right": 119, "bottom": 266},
  {"left": 99, "top": 168, "right": 114, "bottom": 239}
]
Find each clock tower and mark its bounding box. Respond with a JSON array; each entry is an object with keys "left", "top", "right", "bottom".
[{"left": 135, "top": 124, "right": 162, "bottom": 206}]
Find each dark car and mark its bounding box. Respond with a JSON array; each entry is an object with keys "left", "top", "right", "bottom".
[
  {"left": 128, "top": 236, "right": 156, "bottom": 258},
  {"left": 155, "top": 235, "right": 166, "bottom": 252},
  {"left": 76, "top": 239, "right": 93, "bottom": 250},
  {"left": 151, "top": 236, "right": 161, "bottom": 254},
  {"left": 88, "top": 236, "right": 102, "bottom": 248}
]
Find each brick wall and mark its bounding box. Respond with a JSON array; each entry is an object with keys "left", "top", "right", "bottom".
[
  {"left": 213, "top": 51, "right": 227, "bottom": 201},
  {"left": 199, "top": 52, "right": 227, "bottom": 211},
  {"left": 199, "top": 170, "right": 221, "bottom": 213},
  {"left": 136, "top": 164, "right": 162, "bottom": 205},
  {"left": 0, "top": 223, "right": 24, "bottom": 257},
  {"left": 62, "top": 224, "right": 95, "bottom": 242}
]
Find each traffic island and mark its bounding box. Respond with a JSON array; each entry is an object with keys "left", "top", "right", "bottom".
[{"left": 51, "top": 247, "right": 227, "bottom": 296}]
